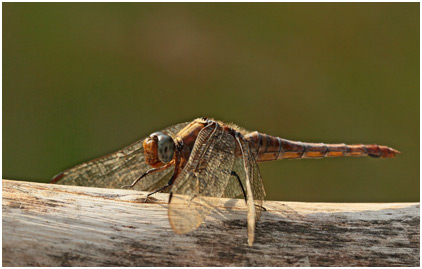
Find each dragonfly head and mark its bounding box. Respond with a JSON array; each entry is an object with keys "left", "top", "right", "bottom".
[{"left": 143, "top": 132, "right": 175, "bottom": 168}]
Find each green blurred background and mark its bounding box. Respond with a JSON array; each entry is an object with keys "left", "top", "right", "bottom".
[{"left": 3, "top": 3, "right": 419, "bottom": 202}]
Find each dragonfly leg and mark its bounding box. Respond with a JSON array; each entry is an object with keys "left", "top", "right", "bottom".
[
  {"left": 143, "top": 183, "right": 171, "bottom": 202},
  {"left": 121, "top": 165, "right": 170, "bottom": 189},
  {"left": 231, "top": 171, "right": 266, "bottom": 211},
  {"left": 256, "top": 204, "right": 267, "bottom": 211},
  {"left": 230, "top": 171, "right": 247, "bottom": 203},
  {"left": 145, "top": 166, "right": 180, "bottom": 203}
]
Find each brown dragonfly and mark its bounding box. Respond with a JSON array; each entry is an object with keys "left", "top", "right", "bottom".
[{"left": 52, "top": 117, "right": 399, "bottom": 246}]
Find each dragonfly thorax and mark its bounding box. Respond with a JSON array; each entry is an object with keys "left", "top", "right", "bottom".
[{"left": 143, "top": 132, "right": 175, "bottom": 168}]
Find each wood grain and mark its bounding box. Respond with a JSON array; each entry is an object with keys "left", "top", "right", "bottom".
[{"left": 2, "top": 179, "right": 419, "bottom": 266}]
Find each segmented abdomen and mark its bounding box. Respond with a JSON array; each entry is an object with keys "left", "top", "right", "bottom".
[{"left": 244, "top": 131, "right": 400, "bottom": 162}]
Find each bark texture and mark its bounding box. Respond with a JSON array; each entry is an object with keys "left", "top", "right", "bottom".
[{"left": 2, "top": 179, "right": 419, "bottom": 266}]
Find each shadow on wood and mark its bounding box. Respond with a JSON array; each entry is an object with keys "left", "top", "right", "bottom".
[{"left": 2, "top": 179, "right": 419, "bottom": 266}]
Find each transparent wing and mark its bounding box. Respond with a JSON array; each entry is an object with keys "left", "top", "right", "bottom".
[
  {"left": 221, "top": 157, "right": 246, "bottom": 199},
  {"left": 244, "top": 145, "right": 266, "bottom": 221},
  {"left": 168, "top": 124, "right": 236, "bottom": 234},
  {"left": 236, "top": 136, "right": 266, "bottom": 246},
  {"left": 222, "top": 149, "right": 266, "bottom": 219},
  {"left": 52, "top": 122, "right": 190, "bottom": 191}
]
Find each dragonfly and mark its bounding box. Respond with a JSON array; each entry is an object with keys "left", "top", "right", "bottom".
[{"left": 52, "top": 117, "right": 400, "bottom": 246}]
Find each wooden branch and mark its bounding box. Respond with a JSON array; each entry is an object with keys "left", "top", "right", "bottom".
[{"left": 2, "top": 179, "right": 419, "bottom": 267}]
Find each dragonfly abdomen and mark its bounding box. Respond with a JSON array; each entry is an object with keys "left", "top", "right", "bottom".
[{"left": 244, "top": 131, "right": 400, "bottom": 162}]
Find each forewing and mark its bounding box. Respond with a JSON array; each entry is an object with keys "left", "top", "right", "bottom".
[
  {"left": 53, "top": 122, "right": 189, "bottom": 191},
  {"left": 168, "top": 124, "right": 236, "bottom": 234}
]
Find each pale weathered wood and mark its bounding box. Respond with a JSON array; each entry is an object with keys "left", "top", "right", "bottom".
[{"left": 2, "top": 179, "right": 419, "bottom": 266}]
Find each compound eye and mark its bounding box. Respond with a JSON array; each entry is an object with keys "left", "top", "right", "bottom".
[{"left": 150, "top": 132, "right": 175, "bottom": 163}]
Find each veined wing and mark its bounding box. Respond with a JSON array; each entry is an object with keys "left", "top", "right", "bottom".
[
  {"left": 52, "top": 122, "right": 190, "bottom": 191},
  {"left": 222, "top": 123, "right": 265, "bottom": 209},
  {"left": 239, "top": 144, "right": 266, "bottom": 220},
  {"left": 221, "top": 146, "right": 266, "bottom": 217},
  {"left": 221, "top": 157, "right": 247, "bottom": 199},
  {"left": 168, "top": 123, "right": 236, "bottom": 234},
  {"left": 236, "top": 135, "right": 266, "bottom": 246}
]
